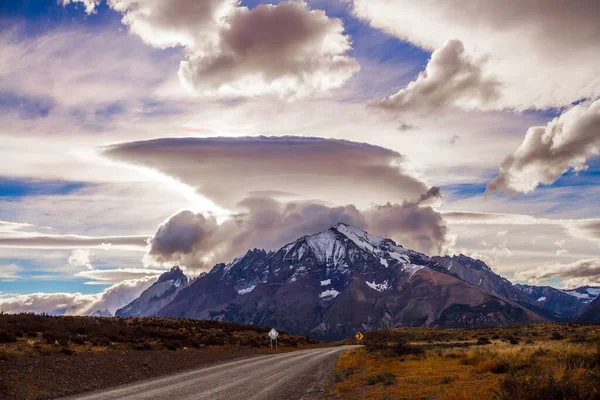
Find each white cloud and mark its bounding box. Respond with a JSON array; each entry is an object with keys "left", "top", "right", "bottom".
[
  {"left": 62, "top": 0, "right": 101, "bottom": 14},
  {"left": 75, "top": 268, "right": 164, "bottom": 284},
  {"left": 487, "top": 100, "right": 600, "bottom": 193},
  {"left": 352, "top": 0, "right": 600, "bottom": 110},
  {"left": 370, "top": 40, "right": 500, "bottom": 112},
  {"left": 0, "top": 276, "right": 156, "bottom": 315},
  {"left": 68, "top": 249, "right": 95, "bottom": 270},
  {"left": 69, "top": 0, "right": 359, "bottom": 99},
  {"left": 515, "top": 258, "right": 600, "bottom": 288}
]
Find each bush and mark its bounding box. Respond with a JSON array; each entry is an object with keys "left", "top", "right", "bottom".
[
  {"left": 365, "top": 337, "right": 424, "bottom": 358},
  {"left": 60, "top": 347, "right": 75, "bottom": 356},
  {"left": 70, "top": 335, "right": 86, "bottom": 345},
  {"left": 477, "top": 337, "right": 492, "bottom": 345},
  {"left": 550, "top": 332, "right": 564, "bottom": 341},
  {"left": 505, "top": 335, "right": 520, "bottom": 345},
  {"left": 0, "top": 330, "right": 17, "bottom": 343},
  {"left": 496, "top": 369, "right": 600, "bottom": 400},
  {"left": 334, "top": 366, "right": 361, "bottom": 383},
  {"left": 367, "top": 372, "right": 395, "bottom": 386}
]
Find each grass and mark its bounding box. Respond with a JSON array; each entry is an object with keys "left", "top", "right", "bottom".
[
  {"left": 327, "top": 323, "right": 600, "bottom": 400},
  {"left": 0, "top": 313, "right": 320, "bottom": 358}
]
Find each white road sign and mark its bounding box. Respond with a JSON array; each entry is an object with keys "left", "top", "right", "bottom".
[{"left": 268, "top": 328, "right": 279, "bottom": 340}]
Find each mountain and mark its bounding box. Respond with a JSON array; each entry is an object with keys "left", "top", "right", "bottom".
[
  {"left": 89, "top": 309, "right": 113, "bottom": 317},
  {"left": 433, "top": 254, "right": 527, "bottom": 301},
  {"left": 432, "top": 254, "right": 587, "bottom": 320},
  {"left": 514, "top": 284, "right": 587, "bottom": 319},
  {"left": 155, "top": 223, "right": 542, "bottom": 340},
  {"left": 575, "top": 296, "right": 600, "bottom": 323},
  {"left": 115, "top": 266, "right": 189, "bottom": 317},
  {"left": 562, "top": 286, "right": 600, "bottom": 304}
]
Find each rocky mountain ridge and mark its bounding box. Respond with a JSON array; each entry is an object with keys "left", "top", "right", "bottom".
[{"left": 120, "top": 224, "right": 600, "bottom": 339}]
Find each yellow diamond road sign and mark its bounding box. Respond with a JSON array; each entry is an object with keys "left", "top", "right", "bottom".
[{"left": 355, "top": 332, "right": 364, "bottom": 341}]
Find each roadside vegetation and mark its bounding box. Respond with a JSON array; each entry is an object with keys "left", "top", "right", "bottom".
[
  {"left": 0, "top": 312, "right": 318, "bottom": 359},
  {"left": 0, "top": 313, "right": 320, "bottom": 400},
  {"left": 328, "top": 323, "right": 600, "bottom": 400}
]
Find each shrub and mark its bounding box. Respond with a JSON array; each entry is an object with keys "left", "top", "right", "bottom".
[
  {"left": 133, "top": 341, "right": 153, "bottom": 351},
  {"left": 550, "top": 332, "right": 564, "bottom": 341},
  {"left": 480, "top": 360, "right": 509, "bottom": 374},
  {"left": 334, "top": 366, "right": 360, "bottom": 383},
  {"left": 367, "top": 372, "right": 395, "bottom": 386},
  {"left": 441, "top": 375, "right": 456, "bottom": 384},
  {"left": 70, "top": 335, "right": 86, "bottom": 345},
  {"left": 505, "top": 335, "right": 520, "bottom": 345},
  {"left": 495, "top": 369, "right": 600, "bottom": 400},
  {"left": 477, "top": 337, "right": 492, "bottom": 345},
  {"left": 60, "top": 347, "right": 75, "bottom": 356},
  {"left": 0, "top": 330, "right": 17, "bottom": 343}
]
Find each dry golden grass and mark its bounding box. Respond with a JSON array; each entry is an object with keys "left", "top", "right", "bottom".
[{"left": 328, "top": 324, "right": 600, "bottom": 400}]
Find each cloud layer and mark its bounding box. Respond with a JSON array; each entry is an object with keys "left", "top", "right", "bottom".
[
  {"left": 515, "top": 259, "right": 600, "bottom": 288},
  {"left": 0, "top": 276, "right": 156, "bottom": 315},
  {"left": 146, "top": 193, "right": 446, "bottom": 270},
  {"left": 70, "top": 0, "right": 359, "bottom": 98},
  {"left": 487, "top": 100, "right": 600, "bottom": 193},
  {"left": 104, "top": 136, "right": 429, "bottom": 209}
]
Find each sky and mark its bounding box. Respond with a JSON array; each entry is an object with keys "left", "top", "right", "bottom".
[{"left": 0, "top": 0, "right": 599, "bottom": 315}]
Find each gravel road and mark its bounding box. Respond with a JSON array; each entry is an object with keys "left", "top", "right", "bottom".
[{"left": 62, "top": 346, "right": 355, "bottom": 400}]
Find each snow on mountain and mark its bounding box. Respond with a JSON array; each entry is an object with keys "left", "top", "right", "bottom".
[
  {"left": 89, "top": 309, "right": 112, "bottom": 317},
  {"left": 115, "top": 266, "right": 189, "bottom": 317},
  {"left": 365, "top": 280, "right": 390, "bottom": 292},
  {"left": 563, "top": 286, "right": 600, "bottom": 303},
  {"left": 154, "top": 223, "right": 542, "bottom": 340}
]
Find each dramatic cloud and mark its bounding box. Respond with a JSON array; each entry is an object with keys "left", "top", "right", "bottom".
[
  {"left": 371, "top": 40, "right": 500, "bottom": 112},
  {"left": 487, "top": 100, "right": 600, "bottom": 193},
  {"left": 70, "top": 0, "right": 359, "bottom": 98},
  {"left": 515, "top": 259, "right": 600, "bottom": 288},
  {"left": 104, "top": 136, "right": 429, "bottom": 210},
  {"left": 353, "top": 0, "right": 600, "bottom": 110},
  {"left": 145, "top": 192, "right": 446, "bottom": 270},
  {"left": 0, "top": 276, "right": 156, "bottom": 315}
]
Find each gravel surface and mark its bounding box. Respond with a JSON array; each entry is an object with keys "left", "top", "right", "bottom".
[
  {"left": 60, "top": 346, "right": 355, "bottom": 400},
  {"left": 0, "top": 346, "right": 264, "bottom": 400}
]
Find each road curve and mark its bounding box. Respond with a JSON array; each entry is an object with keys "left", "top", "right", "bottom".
[{"left": 62, "top": 346, "right": 356, "bottom": 400}]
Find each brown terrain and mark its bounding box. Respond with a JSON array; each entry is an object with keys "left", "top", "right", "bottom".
[
  {"left": 0, "top": 314, "right": 320, "bottom": 400},
  {"left": 327, "top": 323, "right": 600, "bottom": 399}
]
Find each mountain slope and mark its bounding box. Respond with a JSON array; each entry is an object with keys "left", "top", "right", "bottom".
[
  {"left": 563, "top": 286, "right": 600, "bottom": 304},
  {"left": 116, "top": 267, "right": 189, "bottom": 317},
  {"left": 575, "top": 296, "right": 600, "bottom": 323},
  {"left": 514, "top": 284, "right": 587, "bottom": 319},
  {"left": 433, "top": 254, "right": 586, "bottom": 320},
  {"left": 156, "top": 224, "right": 542, "bottom": 340}
]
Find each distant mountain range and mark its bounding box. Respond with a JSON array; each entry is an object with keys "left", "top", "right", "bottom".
[{"left": 116, "top": 224, "right": 600, "bottom": 340}]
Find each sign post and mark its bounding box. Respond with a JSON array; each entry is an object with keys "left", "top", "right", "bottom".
[
  {"left": 355, "top": 331, "right": 364, "bottom": 345},
  {"left": 268, "top": 328, "right": 279, "bottom": 350}
]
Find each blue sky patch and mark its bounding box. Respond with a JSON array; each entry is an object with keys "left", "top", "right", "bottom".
[{"left": 0, "top": 177, "right": 87, "bottom": 198}]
